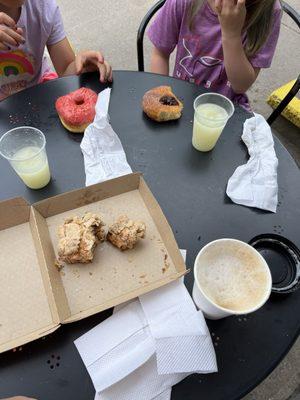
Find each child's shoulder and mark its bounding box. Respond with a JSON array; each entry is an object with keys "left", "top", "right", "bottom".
[
  {"left": 163, "top": 0, "right": 192, "bottom": 15},
  {"left": 27, "top": 0, "right": 59, "bottom": 19},
  {"left": 166, "top": 0, "right": 192, "bottom": 4},
  {"left": 165, "top": 0, "right": 193, "bottom": 9}
]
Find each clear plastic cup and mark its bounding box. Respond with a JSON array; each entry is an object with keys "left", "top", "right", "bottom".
[
  {"left": 192, "top": 93, "right": 234, "bottom": 152},
  {"left": 0, "top": 126, "right": 51, "bottom": 189}
]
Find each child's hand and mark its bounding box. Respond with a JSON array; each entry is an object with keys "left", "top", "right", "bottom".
[
  {"left": 215, "top": 0, "right": 246, "bottom": 40},
  {"left": 0, "top": 12, "right": 25, "bottom": 50},
  {"left": 75, "top": 51, "right": 113, "bottom": 83}
]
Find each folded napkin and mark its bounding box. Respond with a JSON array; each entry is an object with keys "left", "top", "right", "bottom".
[
  {"left": 75, "top": 300, "right": 155, "bottom": 395},
  {"left": 140, "top": 280, "right": 215, "bottom": 375},
  {"left": 75, "top": 259, "right": 217, "bottom": 400},
  {"left": 80, "top": 88, "right": 132, "bottom": 186},
  {"left": 226, "top": 113, "right": 278, "bottom": 213}
]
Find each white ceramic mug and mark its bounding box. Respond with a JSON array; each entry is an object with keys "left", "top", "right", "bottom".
[{"left": 192, "top": 239, "right": 272, "bottom": 320}]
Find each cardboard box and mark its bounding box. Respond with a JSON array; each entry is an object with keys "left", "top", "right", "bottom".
[{"left": 0, "top": 173, "right": 186, "bottom": 353}]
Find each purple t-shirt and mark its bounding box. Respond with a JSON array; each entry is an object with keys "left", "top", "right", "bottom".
[
  {"left": 148, "top": 0, "right": 282, "bottom": 109},
  {"left": 0, "top": 0, "right": 66, "bottom": 100}
]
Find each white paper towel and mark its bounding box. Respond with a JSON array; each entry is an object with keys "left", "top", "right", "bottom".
[
  {"left": 75, "top": 281, "right": 217, "bottom": 400},
  {"left": 96, "top": 355, "right": 186, "bottom": 400},
  {"left": 75, "top": 300, "right": 155, "bottom": 393},
  {"left": 80, "top": 88, "right": 132, "bottom": 186},
  {"left": 226, "top": 113, "right": 278, "bottom": 212},
  {"left": 140, "top": 280, "right": 217, "bottom": 375},
  {"left": 98, "top": 388, "right": 172, "bottom": 400}
]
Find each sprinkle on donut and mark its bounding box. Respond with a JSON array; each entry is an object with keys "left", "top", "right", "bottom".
[{"left": 55, "top": 87, "right": 98, "bottom": 133}]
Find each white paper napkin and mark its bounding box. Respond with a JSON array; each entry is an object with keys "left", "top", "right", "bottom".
[
  {"left": 140, "top": 280, "right": 216, "bottom": 375},
  {"left": 75, "top": 275, "right": 217, "bottom": 400},
  {"left": 94, "top": 355, "right": 186, "bottom": 400},
  {"left": 226, "top": 113, "right": 278, "bottom": 212},
  {"left": 76, "top": 299, "right": 186, "bottom": 400},
  {"left": 75, "top": 300, "right": 155, "bottom": 393},
  {"left": 80, "top": 88, "right": 132, "bottom": 186}
]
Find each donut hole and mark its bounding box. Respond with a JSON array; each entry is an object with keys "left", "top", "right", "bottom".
[
  {"left": 75, "top": 99, "right": 84, "bottom": 106},
  {"left": 74, "top": 95, "right": 85, "bottom": 106}
]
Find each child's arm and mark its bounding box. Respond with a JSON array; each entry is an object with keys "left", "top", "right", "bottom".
[
  {"left": 150, "top": 47, "right": 170, "bottom": 75},
  {"left": 48, "top": 38, "right": 112, "bottom": 82},
  {"left": 216, "top": 0, "right": 260, "bottom": 94},
  {"left": 222, "top": 36, "right": 260, "bottom": 93}
]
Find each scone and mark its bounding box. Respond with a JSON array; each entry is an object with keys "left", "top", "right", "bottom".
[
  {"left": 142, "top": 86, "right": 183, "bottom": 122},
  {"left": 107, "top": 215, "right": 146, "bottom": 251},
  {"left": 57, "top": 212, "right": 106, "bottom": 264}
]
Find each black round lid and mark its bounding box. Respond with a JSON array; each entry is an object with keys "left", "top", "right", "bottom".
[{"left": 249, "top": 234, "right": 300, "bottom": 294}]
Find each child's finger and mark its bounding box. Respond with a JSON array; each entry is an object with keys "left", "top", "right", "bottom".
[
  {"left": 222, "top": 0, "right": 234, "bottom": 10},
  {"left": 101, "top": 62, "right": 109, "bottom": 82},
  {"left": 16, "top": 27, "right": 24, "bottom": 36},
  {"left": 0, "top": 26, "right": 25, "bottom": 45},
  {"left": 215, "top": 0, "right": 222, "bottom": 13},
  {"left": 106, "top": 63, "right": 113, "bottom": 82},
  {"left": 6, "top": 27, "right": 25, "bottom": 44},
  {"left": 0, "top": 30, "right": 18, "bottom": 46},
  {"left": 83, "top": 50, "right": 104, "bottom": 64},
  {"left": 94, "top": 51, "right": 104, "bottom": 64},
  {"left": 105, "top": 62, "right": 112, "bottom": 82},
  {"left": 0, "top": 42, "right": 9, "bottom": 51},
  {"left": 98, "top": 63, "right": 107, "bottom": 83},
  {"left": 236, "top": 0, "right": 246, "bottom": 10},
  {"left": 75, "top": 55, "right": 84, "bottom": 75},
  {"left": 0, "top": 12, "right": 16, "bottom": 28}
]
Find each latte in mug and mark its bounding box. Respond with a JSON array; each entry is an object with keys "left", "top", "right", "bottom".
[{"left": 193, "top": 239, "right": 272, "bottom": 319}]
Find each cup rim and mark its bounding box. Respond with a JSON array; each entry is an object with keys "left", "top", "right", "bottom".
[
  {"left": 0, "top": 126, "right": 46, "bottom": 161},
  {"left": 193, "top": 238, "right": 272, "bottom": 315},
  {"left": 193, "top": 93, "right": 235, "bottom": 122}
]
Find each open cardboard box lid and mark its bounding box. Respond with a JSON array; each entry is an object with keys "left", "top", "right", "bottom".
[
  {"left": 0, "top": 173, "right": 186, "bottom": 353},
  {"left": 0, "top": 197, "right": 60, "bottom": 354}
]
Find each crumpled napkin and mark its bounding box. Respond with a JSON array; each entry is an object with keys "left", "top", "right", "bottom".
[
  {"left": 226, "top": 113, "right": 278, "bottom": 213},
  {"left": 74, "top": 256, "right": 217, "bottom": 400},
  {"left": 80, "top": 88, "right": 132, "bottom": 186}
]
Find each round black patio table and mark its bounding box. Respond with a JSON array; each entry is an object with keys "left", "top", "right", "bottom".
[{"left": 0, "top": 71, "right": 299, "bottom": 400}]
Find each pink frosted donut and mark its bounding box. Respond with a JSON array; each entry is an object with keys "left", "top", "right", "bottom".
[{"left": 55, "top": 87, "right": 98, "bottom": 133}]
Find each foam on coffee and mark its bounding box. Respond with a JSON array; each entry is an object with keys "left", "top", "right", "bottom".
[{"left": 197, "top": 241, "right": 270, "bottom": 312}]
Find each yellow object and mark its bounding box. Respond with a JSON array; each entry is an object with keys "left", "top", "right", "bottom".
[
  {"left": 11, "top": 146, "right": 51, "bottom": 189},
  {"left": 192, "top": 103, "right": 229, "bottom": 152},
  {"left": 267, "top": 80, "right": 300, "bottom": 128}
]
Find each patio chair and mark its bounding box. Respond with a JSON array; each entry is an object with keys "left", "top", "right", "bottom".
[{"left": 137, "top": 0, "right": 300, "bottom": 126}]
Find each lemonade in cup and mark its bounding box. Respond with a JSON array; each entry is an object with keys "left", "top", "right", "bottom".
[
  {"left": 0, "top": 126, "right": 51, "bottom": 189},
  {"left": 192, "top": 93, "right": 234, "bottom": 152}
]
